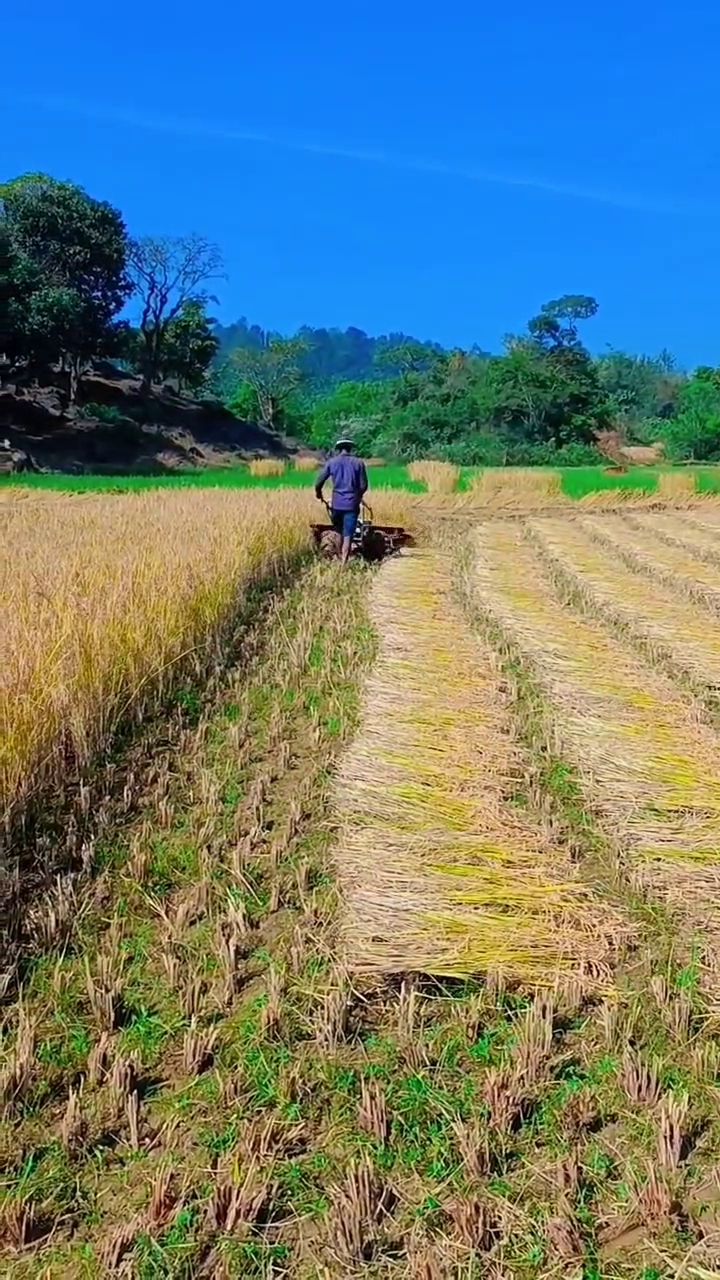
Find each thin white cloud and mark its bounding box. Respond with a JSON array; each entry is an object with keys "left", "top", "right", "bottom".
[{"left": 9, "top": 93, "right": 711, "bottom": 216}]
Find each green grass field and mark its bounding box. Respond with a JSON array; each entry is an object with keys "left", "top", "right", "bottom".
[{"left": 2, "top": 463, "right": 720, "bottom": 496}]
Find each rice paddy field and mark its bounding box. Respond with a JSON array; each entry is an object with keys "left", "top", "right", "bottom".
[
  {"left": 8, "top": 475, "right": 720, "bottom": 1278},
  {"left": 5, "top": 459, "right": 720, "bottom": 500}
]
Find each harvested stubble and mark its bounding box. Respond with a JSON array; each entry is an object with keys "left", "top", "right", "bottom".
[
  {"left": 406, "top": 459, "right": 459, "bottom": 494},
  {"left": 527, "top": 516, "right": 720, "bottom": 691},
  {"left": 473, "top": 521, "right": 720, "bottom": 921},
  {"left": 470, "top": 467, "right": 564, "bottom": 510},
  {"left": 248, "top": 457, "right": 286, "bottom": 477},
  {"left": 0, "top": 488, "right": 312, "bottom": 834},
  {"left": 582, "top": 512, "right": 720, "bottom": 609},
  {"left": 333, "top": 548, "right": 617, "bottom": 983}
]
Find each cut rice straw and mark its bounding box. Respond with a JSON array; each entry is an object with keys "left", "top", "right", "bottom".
[
  {"left": 527, "top": 516, "right": 720, "bottom": 694},
  {"left": 470, "top": 468, "right": 564, "bottom": 510},
  {"left": 333, "top": 548, "right": 620, "bottom": 985},
  {"left": 629, "top": 510, "right": 720, "bottom": 564},
  {"left": 473, "top": 521, "right": 720, "bottom": 936},
  {"left": 406, "top": 460, "right": 459, "bottom": 494},
  {"left": 582, "top": 513, "right": 720, "bottom": 612}
]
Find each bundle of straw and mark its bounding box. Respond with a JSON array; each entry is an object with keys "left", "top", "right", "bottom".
[
  {"left": 653, "top": 471, "right": 696, "bottom": 503},
  {"left": 407, "top": 460, "right": 460, "bottom": 494},
  {"left": 470, "top": 468, "right": 564, "bottom": 510},
  {"left": 293, "top": 455, "right": 318, "bottom": 472},
  {"left": 333, "top": 548, "right": 619, "bottom": 984},
  {"left": 249, "top": 458, "right": 286, "bottom": 477}
]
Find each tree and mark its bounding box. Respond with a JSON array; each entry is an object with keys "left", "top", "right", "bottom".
[
  {"left": 127, "top": 235, "right": 224, "bottom": 390},
  {"left": 1, "top": 173, "right": 132, "bottom": 396},
  {"left": 505, "top": 295, "right": 611, "bottom": 448},
  {"left": 305, "top": 380, "right": 387, "bottom": 450},
  {"left": 158, "top": 300, "right": 219, "bottom": 392},
  {"left": 374, "top": 339, "right": 439, "bottom": 376},
  {"left": 525, "top": 294, "right": 599, "bottom": 350},
  {"left": 661, "top": 374, "right": 720, "bottom": 461},
  {"left": 228, "top": 336, "right": 308, "bottom": 429},
  {"left": 595, "top": 350, "right": 685, "bottom": 428}
]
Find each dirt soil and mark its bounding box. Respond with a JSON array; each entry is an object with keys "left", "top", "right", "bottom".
[{"left": 0, "top": 364, "right": 298, "bottom": 473}]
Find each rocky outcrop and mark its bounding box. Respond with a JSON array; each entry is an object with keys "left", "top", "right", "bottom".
[
  {"left": 0, "top": 439, "right": 42, "bottom": 474},
  {"left": 0, "top": 365, "right": 293, "bottom": 474}
]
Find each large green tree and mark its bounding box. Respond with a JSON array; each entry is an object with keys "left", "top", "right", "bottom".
[
  {"left": 305, "top": 380, "right": 387, "bottom": 451},
  {"left": 660, "top": 371, "right": 720, "bottom": 461},
  {"left": 227, "top": 336, "right": 308, "bottom": 429},
  {"left": 595, "top": 349, "right": 684, "bottom": 428},
  {"left": 159, "top": 300, "right": 219, "bottom": 392},
  {"left": 0, "top": 173, "right": 132, "bottom": 396}
]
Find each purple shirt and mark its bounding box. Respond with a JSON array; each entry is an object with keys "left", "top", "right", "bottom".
[{"left": 315, "top": 454, "right": 368, "bottom": 511}]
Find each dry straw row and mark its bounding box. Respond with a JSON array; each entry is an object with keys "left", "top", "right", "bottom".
[
  {"left": 630, "top": 509, "right": 720, "bottom": 563},
  {"left": 333, "top": 548, "right": 618, "bottom": 984},
  {"left": 582, "top": 512, "right": 720, "bottom": 610},
  {"left": 473, "top": 521, "right": 720, "bottom": 927},
  {"left": 527, "top": 516, "right": 720, "bottom": 690}
]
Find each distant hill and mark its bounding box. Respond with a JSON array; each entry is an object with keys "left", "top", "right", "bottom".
[{"left": 213, "top": 319, "right": 448, "bottom": 386}]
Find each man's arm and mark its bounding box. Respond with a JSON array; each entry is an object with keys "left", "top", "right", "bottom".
[
  {"left": 358, "top": 460, "right": 368, "bottom": 497},
  {"left": 314, "top": 462, "right": 331, "bottom": 500}
]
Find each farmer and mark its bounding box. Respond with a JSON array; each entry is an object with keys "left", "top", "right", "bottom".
[{"left": 314, "top": 436, "right": 369, "bottom": 565}]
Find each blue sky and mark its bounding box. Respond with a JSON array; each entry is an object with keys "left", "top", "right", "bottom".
[{"left": 4, "top": 0, "right": 720, "bottom": 364}]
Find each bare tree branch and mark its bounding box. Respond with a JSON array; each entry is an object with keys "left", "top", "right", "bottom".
[{"left": 127, "top": 235, "right": 225, "bottom": 389}]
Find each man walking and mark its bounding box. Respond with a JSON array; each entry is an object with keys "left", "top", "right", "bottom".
[{"left": 315, "top": 437, "right": 369, "bottom": 565}]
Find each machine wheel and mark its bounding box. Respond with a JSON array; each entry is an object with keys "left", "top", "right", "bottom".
[
  {"left": 361, "top": 530, "right": 389, "bottom": 562},
  {"left": 319, "top": 529, "right": 343, "bottom": 560}
]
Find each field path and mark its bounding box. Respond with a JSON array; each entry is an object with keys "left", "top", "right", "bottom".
[{"left": 333, "top": 548, "right": 618, "bottom": 984}]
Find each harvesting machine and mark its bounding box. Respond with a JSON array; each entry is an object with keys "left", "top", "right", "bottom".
[{"left": 310, "top": 501, "right": 414, "bottom": 563}]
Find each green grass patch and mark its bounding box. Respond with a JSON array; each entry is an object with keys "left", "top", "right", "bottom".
[
  {"left": 0, "top": 464, "right": 423, "bottom": 493},
  {"left": 3, "top": 460, "right": 715, "bottom": 500}
]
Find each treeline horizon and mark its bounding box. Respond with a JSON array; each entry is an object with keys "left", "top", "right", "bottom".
[
  {"left": 3, "top": 171, "right": 720, "bottom": 467},
  {"left": 213, "top": 301, "right": 720, "bottom": 466}
]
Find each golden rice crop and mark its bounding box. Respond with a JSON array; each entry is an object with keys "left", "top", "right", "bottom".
[
  {"left": 470, "top": 467, "right": 564, "bottom": 509},
  {"left": 528, "top": 516, "right": 720, "bottom": 689},
  {"left": 334, "top": 548, "right": 620, "bottom": 984},
  {"left": 249, "top": 458, "right": 286, "bottom": 477},
  {"left": 293, "top": 454, "right": 318, "bottom": 472},
  {"left": 473, "top": 520, "right": 720, "bottom": 918},
  {"left": 406, "top": 460, "right": 460, "bottom": 494},
  {"left": 0, "top": 488, "right": 313, "bottom": 835}
]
